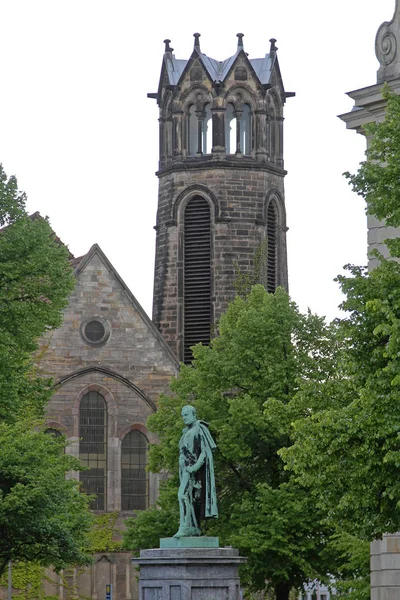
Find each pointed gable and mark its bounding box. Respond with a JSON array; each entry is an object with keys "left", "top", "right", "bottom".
[
  {"left": 70, "top": 243, "right": 179, "bottom": 371},
  {"left": 38, "top": 243, "right": 178, "bottom": 418},
  {"left": 150, "top": 34, "right": 292, "bottom": 108}
]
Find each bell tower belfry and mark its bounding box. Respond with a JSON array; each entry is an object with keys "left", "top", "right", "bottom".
[{"left": 149, "top": 34, "right": 293, "bottom": 362}]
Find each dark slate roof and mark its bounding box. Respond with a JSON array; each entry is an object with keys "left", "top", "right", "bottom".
[
  {"left": 165, "top": 58, "right": 187, "bottom": 85},
  {"left": 249, "top": 56, "right": 274, "bottom": 85},
  {"left": 163, "top": 45, "right": 276, "bottom": 87}
]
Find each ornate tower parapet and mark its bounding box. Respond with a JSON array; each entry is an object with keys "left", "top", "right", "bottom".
[{"left": 149, "top": 34, "right": 294, "bottom": 362}]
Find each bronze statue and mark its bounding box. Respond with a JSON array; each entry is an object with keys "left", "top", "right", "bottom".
[{"left": 173, "top": 405, "right": 218, "bottom": 538}]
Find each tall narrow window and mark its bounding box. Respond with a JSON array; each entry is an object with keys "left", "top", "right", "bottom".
[
  {"left": 225, "top": 103, "right": 236, "bottom": 154},
  {"left": 188, "top": 104, "right": 212, "bottom": 156},
  {"left": 240, "top": 104, "right": 251, "bottom": 155},
  {"left": 267, "top": 201, "right": 278, "bottom": 293},
  {"left": 184, "top": 197, "right": 212, "bottom": 363},
  {"left": 188, "top": 105, "right": 197, "bottom": 156},
  {"left": 79, "top": 391, "right": 107, "bottom": 510},
  {"left": 203, "top": 104, "right": 212, "bottom": 154},
  {"left": 121, "top": 430, "right": 148, "bottom": 511}
]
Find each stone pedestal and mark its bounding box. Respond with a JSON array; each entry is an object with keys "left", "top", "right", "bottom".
[
  {"left": 136, "top": 539, "right": 246, "bottom": 600},
  {"left": 371, "top": 533, "right": 400, "bottom": 600}
]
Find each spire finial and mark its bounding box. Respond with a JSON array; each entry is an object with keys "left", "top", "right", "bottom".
[
  {"left": 163, "top": 39, "right": 173, "bottom": 53},
  {"left": 193, "top": 33, "right": 201, "bottom": 50},
  {"left": 237, "top": 33, "right": 244, "bottom": 50},
  {"left": 269, "top": 38, "right": 278, "bottom": 52}
]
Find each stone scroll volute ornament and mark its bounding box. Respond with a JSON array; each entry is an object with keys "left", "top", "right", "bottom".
[
  {"left": 173, "top": 405, "right": 218, "bottom": 538},
  {"left": 376, "top": 0, "right": 400, "bottom": 83}
]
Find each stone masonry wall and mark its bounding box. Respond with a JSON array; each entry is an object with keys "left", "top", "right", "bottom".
[{"left": 153, "top": 163, "right": 287, "bottom": 359}]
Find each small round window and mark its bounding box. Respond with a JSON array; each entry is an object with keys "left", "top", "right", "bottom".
[
  {"left": 81, "top": 317, "right": 110, "bottom": 347},
  {"left": 85, "top": 320, "right": 105, "bottom": 342}
]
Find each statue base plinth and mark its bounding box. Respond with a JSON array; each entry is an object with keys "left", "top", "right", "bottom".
[
  {"left": 135, "top": 545, "right": 246, "bottom": 600},
  {"left": 160, "top": 536, "right": 219, "bottom": 548}
]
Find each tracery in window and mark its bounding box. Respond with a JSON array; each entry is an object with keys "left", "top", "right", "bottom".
[
  {"left": 121, "top": 430, "right": 148, "bottom": 511},
  {"left": 79, "top": 391, "right": 107, "bottom": 510}
]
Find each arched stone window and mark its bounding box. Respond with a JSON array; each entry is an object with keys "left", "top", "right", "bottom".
[
  {"left": 188, "top": 104, "right": 198, "bottom": 156},
  {"left": 121, "top": 430, "right": 148, "bottom": 511},
  {"left": 188, "top": 103, "right": 212, "bottom": 155},
  {"left": 203, "top": 103, "right": 212, "bottom": 154},
  {"left": 79, "top": 391, "right": 107, "bottom": 510},
  {"left": 225, "top": 103, "right": 252, "bottom": 155},
  {"left": 267, "top": 200, "right": 278, "bottom": 293},
  {"left": 225, "top": 103, "right": 236, "bottom": 153},
  {"left": 44, "top": 428, "right": 62, "bottom": 437},
  {"left": 183, "top": 196, "right": 212, "bottom": 363},
  {"left": 240, "top": 104, "right": 251, "bottom": 155}
]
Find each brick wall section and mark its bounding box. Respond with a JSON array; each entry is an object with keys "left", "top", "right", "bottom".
[{"left": 153, "top": 162, "right": 288, "bottom": 359}]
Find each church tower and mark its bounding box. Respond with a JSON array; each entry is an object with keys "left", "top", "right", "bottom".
[{"left": 149, "top": 34, "right": 293, "bottom": 362}]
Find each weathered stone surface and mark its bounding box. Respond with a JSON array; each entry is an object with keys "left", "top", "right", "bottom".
[
  {"left": 152, "top": 37, "right": 290, "bottom": 362},
  {"left": 34, "top": 244, "right": 179, "bottom": 600},
  {"left": 160, "top": 537, "right": 219, "bottom": 549},
  {"left": 136, "top": 547, "right": 246, "bottom": 600}
]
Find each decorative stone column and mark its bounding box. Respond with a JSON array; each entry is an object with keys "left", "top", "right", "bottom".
[{"left": 136, "top": 538, "right": 246, "bottom": 600}]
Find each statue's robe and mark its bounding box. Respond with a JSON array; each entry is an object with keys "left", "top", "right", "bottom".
[{"left": 179, "top": 419, "right": 218, "bottom": 523}]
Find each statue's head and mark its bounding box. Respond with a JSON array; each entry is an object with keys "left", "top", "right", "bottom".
[{"left": 181, "top": 405, "right": 197, "bottom": 426}]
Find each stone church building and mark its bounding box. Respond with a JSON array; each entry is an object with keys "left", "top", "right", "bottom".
[{"left": 3, "top": 34, "right": 292, "bottom": 600}]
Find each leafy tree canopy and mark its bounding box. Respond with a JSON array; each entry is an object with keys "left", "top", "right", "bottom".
[
  {"left": 124, "top": 286, "right": 344, "bottom": 600},
  {"left": 0, "top": 163, "right": 75, "bottom": 422},
  {"left": 0, "top": 421, "right": 92, "bottom": 577},
  {"left": 283, "top": 89, "right": 400, "bottom": 542},
  {"left": 0, "top": 164, "right": 92, "bottom": 576},
  {"left": 345, "top": 86, "right": 400, "bottom": 257}
]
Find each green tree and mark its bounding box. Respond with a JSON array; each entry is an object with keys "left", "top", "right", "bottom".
[
  {"left": 0, "top": 164, "right": 92, "bottom": 576},
  {"left": 0, "top": 164, "right": 75, "bottom": 422},
  {"left": 283, "top": 90, "right": 400, "bottom": 543},
  {"left": 345, "top": 85, "right": 400, "bottom": 258},
  {"left": 124, "top": 285, "right": 342, "bottom": 600}
]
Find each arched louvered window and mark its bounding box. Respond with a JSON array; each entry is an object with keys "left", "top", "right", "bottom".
[
  {"left": 121, "top": 430, "right": 148, "bottom": 511},
  {"left": 267, "top": 201, "right": 278, "bottom": 293},
  {"left": 184, "top": 197, "right": 212, "bottom": 364},
  {"left": 79, "top": 391, "right": 107, "bottom": 510}
]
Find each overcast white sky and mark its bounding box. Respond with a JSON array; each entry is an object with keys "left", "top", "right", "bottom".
[{"left": 0, "top": 1, "right": 395, "bottom": 322}]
